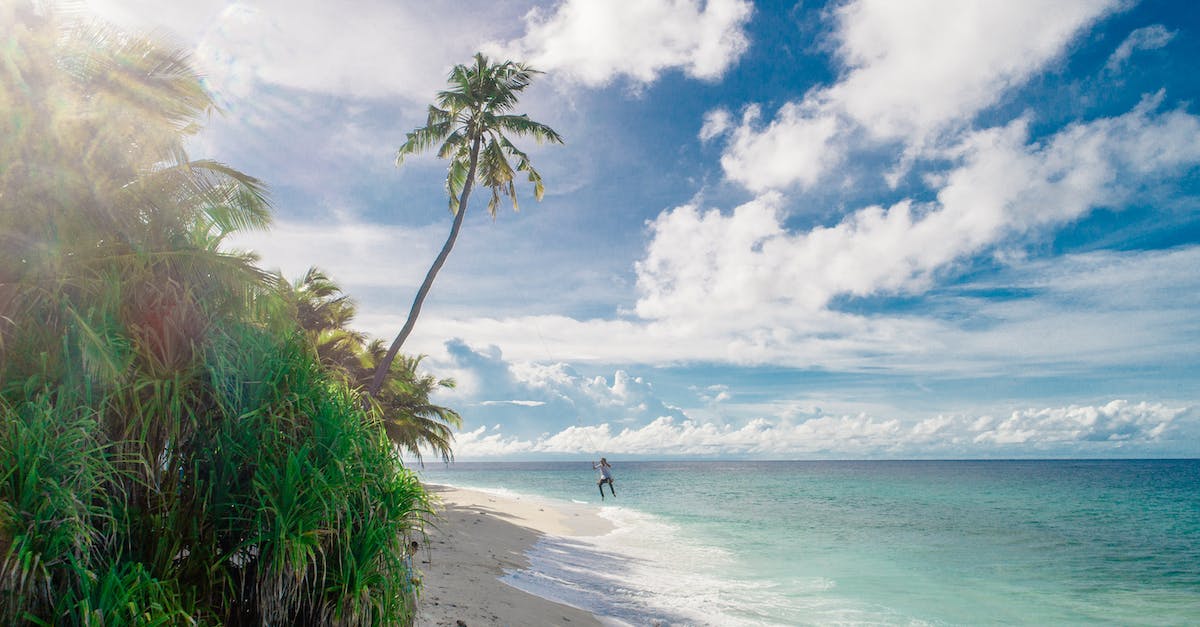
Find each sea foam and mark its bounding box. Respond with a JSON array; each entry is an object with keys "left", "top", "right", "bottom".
[{"left": 503, "top": 504, "right": 806, "bottom": 626}]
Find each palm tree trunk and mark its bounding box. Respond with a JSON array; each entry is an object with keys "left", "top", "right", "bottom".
[{"left": 367, "top": 137, "right": 482, "bottom": 398}]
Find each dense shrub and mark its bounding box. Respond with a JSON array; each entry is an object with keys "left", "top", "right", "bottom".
[
  {"left": 0, "top": 3, "right": 430, "bottom": 623},
  {"left": 1, "top": 324, "right": 429, "bottom": 625}
]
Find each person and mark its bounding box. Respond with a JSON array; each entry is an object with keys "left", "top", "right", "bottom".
[
  {"left": 403, "top": 540, "right": 421, "bottom": 601},
  {"left": 593, "top": 457, "right": 616, "bottom": 499}
]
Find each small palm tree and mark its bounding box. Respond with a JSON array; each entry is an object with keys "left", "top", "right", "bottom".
[
  {"left": 368, "top": 52, "right": 563, "bottom": 397},
  {"left": 365, "top": 348, "right": 462, "bottom": 465},
  {"left": 286, "top": 267, "right": 463, "bottom": 463},
  {"left": 286, "top": 267, "right": 366, "bottom": 373}
]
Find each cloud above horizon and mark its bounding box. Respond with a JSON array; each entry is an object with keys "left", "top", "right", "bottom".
[
  {"left": 428, "top": 340, "right": 688, "bottom": 436},
  {"left": 440, "top": 400, "right": 1198, "bottom": 459},
  {"left": 372, "top": 241, "right": 1200, "bottom": 382}
]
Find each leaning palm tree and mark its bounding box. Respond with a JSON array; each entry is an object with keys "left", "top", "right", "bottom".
[{"left": 368, "top": 52, "right": 563, "bottom": 397}]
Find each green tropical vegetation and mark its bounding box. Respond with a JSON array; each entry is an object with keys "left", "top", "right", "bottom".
[
  {"left": 0, "top": 4, "right": 471, "bottom": 623},
  {"left": 285, "top": 268, "right": 462, "bottom": 464},
  {"left": 368, "top": 52, "right": 563, "bottom": 397}
]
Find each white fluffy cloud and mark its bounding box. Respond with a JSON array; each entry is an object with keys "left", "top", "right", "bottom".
[
  {"left": 970, "top": 402, "right": 1178, "bottom": 445},
  {"left": 717, "top": 103, "right": 843, "bottom": 191},
  {"left": 698, "top": 108, "right": 734, "bottom": 142},
  {"left": 642, "top": 100, "right": 1200, "bottom": 331},
  {"left": 84, "top": 0, "right": 526, "bottom": 102},
  {"left": 495, "top": 0, "right": 752, "bottom": 87},
  {"left": 88, "top": 0, "right": 753, "bottom": 106},
  {"left": 445, "top": 400, "right": 1196, "bottom": 458},
  {"left": 714, "top": 0, "right": 1119, "bottom": 192},
  {"left": 1106, "top": 24, "right": 1176, "bottom": 71},
  {"left": 697, "top": 385, "right": 732, "bottom": 404},
  {"left": 829, "top": 0, "right": 1116, "bottom": 142}
]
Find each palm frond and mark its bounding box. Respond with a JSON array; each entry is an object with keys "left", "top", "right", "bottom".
[
  {"left": 478, "top": 139, "right": 517, "bottom": 216},
  {"left": 499, "top": 136, "right": 547, "bottom": 201},
  {"left": 188, "top": 159, "right": 273, "bottom": 217},
  {"left": 396, "top": 107, "right": 453, "bottom": 166},
  {"left": 445, "top": 157, "right": 470, "bottom": 214},
  {"left": 435, "top": 129, "right": 467, "bottom": 160},
  {"left": 493, "top": 114, "right": 564, "bottom": 144}
]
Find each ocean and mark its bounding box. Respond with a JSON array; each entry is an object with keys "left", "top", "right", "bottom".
[{"left": 415, "top": 460, "right": 1200, "bottom": 626}]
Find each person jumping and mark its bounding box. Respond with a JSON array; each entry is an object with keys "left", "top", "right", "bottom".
[{"left": 593, "top": 457, "right": 616, "bottom": 499}]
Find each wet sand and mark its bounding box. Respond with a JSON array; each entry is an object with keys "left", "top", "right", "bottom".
[{"left": 414, "top": 485, "right": 613, "bottom": 626}]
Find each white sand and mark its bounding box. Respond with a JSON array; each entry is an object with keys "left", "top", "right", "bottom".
[{"left": 414, "top": 485, "right": 614, "bottom": 627}]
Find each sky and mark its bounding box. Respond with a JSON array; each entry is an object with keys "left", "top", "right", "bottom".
[{"left": 83, "top": 0, "right": 1200, "bottom": 460}]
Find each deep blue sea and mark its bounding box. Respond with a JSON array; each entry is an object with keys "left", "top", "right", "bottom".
[{"left": 415, "top": 460, "right": 1200, "bottom": 626}]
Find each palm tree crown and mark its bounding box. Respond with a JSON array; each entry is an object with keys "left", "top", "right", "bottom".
[
  {"left": 368, "top": 53, "right": 562, "bottom": 397},
  {"left": 399, "top": 52, "right": 563, "bottom": 216}
]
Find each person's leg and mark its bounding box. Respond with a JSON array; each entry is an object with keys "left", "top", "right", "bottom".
[
  {"left": 598, "top": 481, "right": 605, "bottom": 499},
  {"left": 608, "top": 480, "right": 616, "bottom": 497}
]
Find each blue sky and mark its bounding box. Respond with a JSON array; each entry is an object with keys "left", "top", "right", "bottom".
[{"left": 87, "top": 0, "right": 1199, "bottom": 459}]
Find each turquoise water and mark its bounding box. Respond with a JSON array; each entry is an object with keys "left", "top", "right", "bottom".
[{"left": 416, "top": 460, "right": 1200, "bottom": 626}]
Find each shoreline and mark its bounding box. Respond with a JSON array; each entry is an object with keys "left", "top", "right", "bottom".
[{"left": 414, "top": 484, "right": 614, "bottom": 626}]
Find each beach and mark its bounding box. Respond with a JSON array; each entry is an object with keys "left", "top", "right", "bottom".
[{"left": 414, "top": 485, "right": 613, "bottom": 626}]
